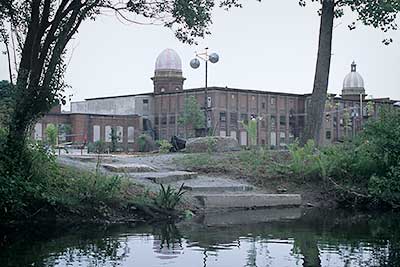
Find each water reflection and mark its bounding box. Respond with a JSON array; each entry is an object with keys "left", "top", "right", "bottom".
[{"left": 1, "top": 209, "right": 400, "bottom": 267}]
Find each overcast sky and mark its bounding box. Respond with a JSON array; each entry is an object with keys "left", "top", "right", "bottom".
[{"left": 1, "top": 1, "right": 399, "bottom": 109}]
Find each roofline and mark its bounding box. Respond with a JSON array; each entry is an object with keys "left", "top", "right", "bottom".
[
  {"left": 154, "top": 86, "right": 312, "bottom": 97},
  {"left": 45, "top": 112, "right": 141, "bottom": 118},
  {"left": 85, "top": 92, "right": 154, "bottom": 101}
]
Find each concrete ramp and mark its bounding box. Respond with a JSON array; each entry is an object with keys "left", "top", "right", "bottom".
[{"left": 195, "top": 193, "right": 302, "bottom": 209}]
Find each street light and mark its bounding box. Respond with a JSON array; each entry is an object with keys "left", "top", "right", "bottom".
[{"left": 190, "top": 48, "right": 219, "bottom": 135}]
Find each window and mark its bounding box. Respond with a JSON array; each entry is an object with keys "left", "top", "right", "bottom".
[
  {"left": 105, "top": 126, "right": 112, "bottom": 142},
  {"left": 230, "top": 131, "right": 237, "bottom": 140},
  {"left": 261, "top": 120, "right": 266, "bottom": 128},
  {"left": 271, "top": 115, "right": 276, "bottom": 128},
  {"left": 262, "top": 102, "right": 266, "bottom": 109},
  {"left": 128, "top": 127, "right": 135, "bottom": 143},
  {"left": 155, "top": 117, "right": 159, "bottom": 125},
  {"left": 240, "top": 113, "right": 248, "bottom": 124},
  {"left": 116, "top": 126, "right": 123, "bottom": 143},
  {"left": 176, "top": 87, "right": 180, "bottom": 91},
  {"left": 261, "top": 139, "right": 266, "bottom": 145},
  {"left": 93, "top": 125, "right": 100, "bottom": 142},
  {"left": 231, "top": 94, "right": 235, "bottom": 99},
  {"left": 220, "top": 112, "right": 227, "bottom": 122},
  {"left": 280, "top": 115, "right": 286, "bottom": 127},
  {"left": 230, "top": 112, "right": 238, "bottom": 125},
  {"left": 220, "top": 130, "right": 226, "bottom": 137},
  {"left": 169, "top": 116, "right": 175, "bottom": 125},
  {"left": 270, "top": 132, "right": 277, "bottom": 148},
  {"left": 270, "top": 97, "right": 276, "bottom": 105},
  {"left": 143, "top": 99, "right": 149, "bottom": 111},
  {"left": 326, "top": 130, "right": 332, "bottom": 140},
  {"left": 161, "top": 116, "right": 167, "bottom": 125},
  {"left": 280, "top": 132, "right": 286, "bottom": 147},
  {"left": 160, "top": 88, "right": 165, "bottom": 93}
]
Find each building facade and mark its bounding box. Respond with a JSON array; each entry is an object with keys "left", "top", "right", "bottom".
[{"left": 33, "top": 49, "right": 398, "bottom": 151}]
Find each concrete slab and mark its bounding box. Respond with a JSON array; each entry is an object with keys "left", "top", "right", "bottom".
[
  {"left": 195, "top": 207, "right": 302, "bottom": 226},
  {"left": 102, "top": 163, "right": 158, "bottom": 173},
  {"left": 174, "top": 176, "right": 254, "bottom": 193},
  {"left": 195, "top": 193, "right": 302, "bottom": 209},
  {"left": 133, "top": 171, "right": 198, "bottom": 184}
]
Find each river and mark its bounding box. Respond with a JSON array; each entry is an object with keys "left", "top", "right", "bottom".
[{"left": 1, "top": 208, "right": 399, "bottom": 267}]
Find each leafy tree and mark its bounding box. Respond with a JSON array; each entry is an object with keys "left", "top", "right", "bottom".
[
  {"left": 0, "top": 0, "right": 244, "bottom": 175},
  {"left": 299, "top": 0, "right": 400, "bottom": 146},
  {"left": 178, "top": 96, "right": 205, "bottom": 137},
  {"left": 0, "top": 80, "right": 13, "bottom": 128},
  {"left": 45, "top": 123, "right": 58, "bottom": 147}
]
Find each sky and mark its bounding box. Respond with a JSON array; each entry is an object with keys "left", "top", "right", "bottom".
[{"left": 0, "top": 1, "right": 399, "bottom": 109}]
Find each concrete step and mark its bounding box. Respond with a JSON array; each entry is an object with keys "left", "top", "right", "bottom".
[
  {"left": 102, "top": 163, "right": 157, "bottom": 173},
  {"left": 183, "top": 184, "right": 253, "bottom": 193},
  {"left": 177, "top": 176, "right": 254, "bottom": 193},
  {"left": 133, "top": 171, "right": 198, "bottom": 184},
  {"left": 195, "top": 193, "right": 302, "bottom": 209}
]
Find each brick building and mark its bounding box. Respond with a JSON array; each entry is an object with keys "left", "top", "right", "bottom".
[{"left": 34, "top": 49, "right": 398, "bottom": 151}]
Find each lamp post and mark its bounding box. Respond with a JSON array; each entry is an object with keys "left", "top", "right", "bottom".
[{"left": 190, "top": 48, "right": 219, "bottom": 135}]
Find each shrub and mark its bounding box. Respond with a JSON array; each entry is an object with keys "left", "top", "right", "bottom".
[
  {"left": 137, "top": 134, "right": 156, "bottom": 152},
  {"left": 157, "top": 140, "right": 172, "bottom": 153},
  {"left": 87, "top": 140, "right": 108, "bottom": 154},
  {"left": 369, "top": 165, "right": 400, "bottom": 206}
]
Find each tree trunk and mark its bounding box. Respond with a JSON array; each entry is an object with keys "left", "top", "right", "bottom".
[{"left": 301, "top": 0, "right": 335, "bottom": 146}]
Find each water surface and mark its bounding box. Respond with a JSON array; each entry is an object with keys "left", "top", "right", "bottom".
[{"left": 1, "top": 208, "right": 399, "bottom": 267}]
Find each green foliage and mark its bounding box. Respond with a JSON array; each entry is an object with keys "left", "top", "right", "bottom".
[
  {"left": 88, "top": 140, "right": 108, "bottom": 154},
  {"left": 286, "top": 140, "right": 324, "bottom": 180},
  {"left": 138, "top": 134, "right": 155, "bottom": 152},
  {"left": 240, "top": 118, "right": 258, "bottom": 146},
  {"left": 154, "top": 184, "right": 186, "bottom": 210},
  {"left": 299, "top": 0, "right": 400, "bottom": 45},
  {"left": 236, "top": 147, "right": 271, "bottom": 178},
  {"left": 205, "top": 136, "right": 217, "bottom": 154},
  {"left": 110, "top": 127, "right": 120, "bottom": 153},
  {"left": 45, "top": 124, "right": 58, "bottom": 147},
  {"left": 369, "top": 165, "right": 400, "bottom": 206},
  {"left": 157, "top": 139, "right": 173, "bottom": 153},
  {"left": 0, "top": 80, "right": 13, "bottom": 128},
  {"left": 178, "top": 96, "right": 205, "bottom": 133}
]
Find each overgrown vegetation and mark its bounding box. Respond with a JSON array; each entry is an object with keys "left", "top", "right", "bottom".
[
  {"left": 157, "top": 139, "right": 173, "bottom": 154},
  {"left": 179, "top": 107, "right": 400, "bottom": 209}
]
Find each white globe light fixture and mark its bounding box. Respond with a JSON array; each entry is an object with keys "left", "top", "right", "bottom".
[{"left": 190, "top": 48, "right": 220, "bottom": 135}]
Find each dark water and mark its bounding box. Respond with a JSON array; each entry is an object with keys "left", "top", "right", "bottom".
[{"left": 1, "top": 208, "right": 400, "bottom": 267}]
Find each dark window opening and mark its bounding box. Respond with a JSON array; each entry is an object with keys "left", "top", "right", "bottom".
[
  {"left": 161, "top": 116, "right": 167, "bottom": 125},
  {"left": 280, "top": 115, "right": 286, "bottom": 127},
  {"left": 169, "top": 116, "right": 176, "bottom": 124},
  {"left": 220, "top": 112, "right": 227, "bottom": 122},
  {"left": 262, "top": 102, "right": 266, "bottom": 109},
  {"left": 326, "top": 131, "right": 332, "bottom": 140}
]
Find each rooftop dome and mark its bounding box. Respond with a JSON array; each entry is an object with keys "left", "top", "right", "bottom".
[
  {"left": 155, "top": 48, "right": 182, "bottom": 71},
  {"left": 342, "top": 61, "right": 365, "bottom": 96}
]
